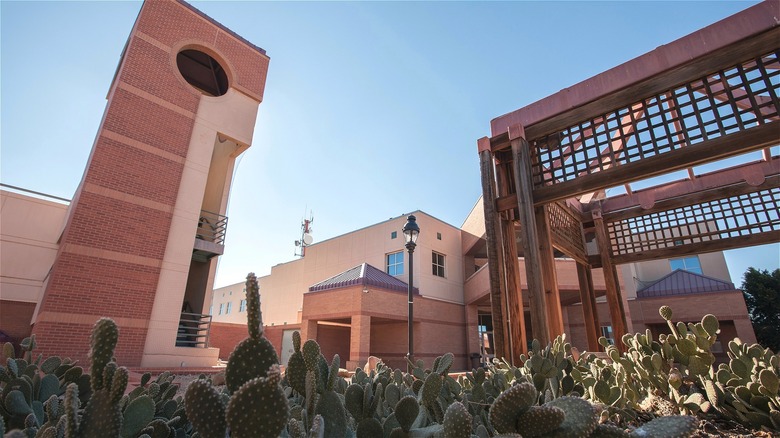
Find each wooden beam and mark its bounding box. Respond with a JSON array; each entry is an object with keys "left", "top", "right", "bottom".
[
  {"left": 598, "top": 158, "right": 780, "bottom": 216},
  {"left": 592, "top": 209, "right": 630, "bottom": 351},
  {"left": 478, "top": 144, "right": 509, "bottom": 361},
  {"left": 520, "top": 27, "right": 780, "bottom": 140},
  {"left": 502, "top": 219, "right": 527, "bottom": 361},
  {"left": 533, "top": 122, "right": 779, "bottom": 204},
  {"left": 576, "top": 263, "right": 601, "bottom": 352},
  {"left": 535, "top": 205, "right": 565, "bottom": 339},
  {"left": 604, "top": 175, "right": 780, "bottom": 223},
  {"left": 613, "top": 232, "right": 780, "bottom": 265},
  {"left": 509, "top": 125, "right": 550, "bottom": 345}
]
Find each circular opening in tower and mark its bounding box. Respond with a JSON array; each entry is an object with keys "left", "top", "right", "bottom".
[{"left": 176, "top": 49, "right": 229, "bottom": 97}]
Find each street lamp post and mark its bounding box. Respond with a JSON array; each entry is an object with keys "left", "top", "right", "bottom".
[{"left": 402, "top": 214, "right": 420, "bottom": 373}]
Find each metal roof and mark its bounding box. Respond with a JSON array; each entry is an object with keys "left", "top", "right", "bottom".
[
  {"left": 308, "top": 263, "right": 419, "bottom": 294},
  {"left": 637, "top": 269, "right": 736, "bottom": 298}
]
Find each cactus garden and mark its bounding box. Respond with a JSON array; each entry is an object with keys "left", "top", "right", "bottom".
[{"left": 2, "top": 275, "right": 778, "bottom": 437}]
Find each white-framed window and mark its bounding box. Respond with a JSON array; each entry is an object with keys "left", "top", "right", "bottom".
[
  {"left": 218, "top": 303, "right": 224, "bottom": 315},
  {"left": 601, "top": 325, "right": 615, "bottom": 345},
  {"left": 386, "top": 251, "right": 404, "bottom": 276},
  {"left": 670, "top": 256, "right": 702, "bottom": 275},
  {"left": 239, "top": 299, "right": 246, "bottom": 312},
  {"left": 432, "top": 251, "right": 445, "bottom": 278},
  {"left": 226, "top": 302, "right": 232, "bottom": 314}
]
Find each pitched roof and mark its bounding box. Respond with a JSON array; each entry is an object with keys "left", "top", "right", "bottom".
[
  {"left": 308, "top": 263, "right": 418, "bottom": 294},
  {"left": 637, "top": 269, "right": 736, "bottom": 298}
]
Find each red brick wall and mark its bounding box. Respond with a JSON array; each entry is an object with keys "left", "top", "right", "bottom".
[
  {"left": 209, "top": 322, "right": 248, "bottom": 360},
  {"left": 32, "top": 0, "right": 269, "bottom": 366},
  {"left": 317, "top": 325, "right": 351, "bottom": 364},
  {"left": 0, "top": 301, "right": 35, "bottom": 352},
  {"left": 210, "top": 323, "right": 299, "bottom": 361}
]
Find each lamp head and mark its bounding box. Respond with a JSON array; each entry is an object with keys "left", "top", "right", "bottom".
[{"left": 403, "top": 214, "right": 420, "bottom": 248}]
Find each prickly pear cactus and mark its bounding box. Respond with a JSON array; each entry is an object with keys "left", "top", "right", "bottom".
[
  {"left": 225, "top": 273, "right": 280, "bottom": 394},
  {"left": 79, "top": 318, "right": 128, "bottom": 438},
  {"left": 226, "top": 365, "right": 289, "bottom": 438}
]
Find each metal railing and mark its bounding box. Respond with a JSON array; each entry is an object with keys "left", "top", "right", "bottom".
[
  {"left": 176, "top": 312, "right": 211, "bottom": 348},
  {"left": 196, "top": 210, "right": 228, "bottom": 245}
]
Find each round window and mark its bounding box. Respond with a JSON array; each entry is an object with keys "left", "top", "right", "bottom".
[{"left": 176, "top": 49, "right": 229, "bottom": 97}]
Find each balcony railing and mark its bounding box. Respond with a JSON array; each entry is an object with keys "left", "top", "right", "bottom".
[
  {"left": 176, "top": 312, "right": 211, "bottom": 348},
  {"left": 196, "top": 210, "right": 228, "bottom": 245}
]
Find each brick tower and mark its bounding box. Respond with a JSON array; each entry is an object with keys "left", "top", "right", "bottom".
[{"left": 32, "top": 0, "right": 269, "bottom": 367}]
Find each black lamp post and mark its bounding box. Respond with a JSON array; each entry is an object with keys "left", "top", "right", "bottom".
[{"left": 402, "top": 214, "right": 420, "bottom": 372}]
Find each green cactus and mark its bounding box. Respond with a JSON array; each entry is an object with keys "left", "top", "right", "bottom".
[
  {"left": 488, "top": 382, "right": 537, "bottom": 433},
  {"left": 443, "top": 401, "right": 472, "bottom": 438},
  {"left": 225, "top": 273, "right": 280, "bottom": 394},
  {"left": 77, "top": 318, "right": 128, "bottom": 438},
  {"left": 286, "top": 331, "right": 307, "bottom": 395},
  {"left": 226, "top": 365, "right": 289, "bottom": 438}
]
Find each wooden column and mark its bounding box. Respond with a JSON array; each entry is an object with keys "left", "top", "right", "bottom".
[
  {"left": 501, "top": 219, "right": 527, "bottom": 361},
  {"left": 592, "top": 208, "right": 629, "bottom": 350},
  {"left": 576, "top": 262, "right": 601, "bottom": 352},
  {"left": 478, "top": 138, "right": 509, "bottom": 360},
  {"left": 535, "top": 205, "right": 565, "bottom": 339},
  {"left": 508, "top": 125, "right": 550, "bottom": 346}
]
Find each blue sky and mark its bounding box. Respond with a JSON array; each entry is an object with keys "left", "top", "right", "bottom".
[{"left": 1, "top": 0, "right": 776, "bottom": 288}]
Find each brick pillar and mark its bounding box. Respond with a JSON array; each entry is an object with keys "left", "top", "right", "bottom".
[
  {"left": 301, "top": 319, "right": 318, "bottom": 345},
  {"left": 348, "top": 315, "right": 371, "bottom": 370},
  {"left": 31, "top": 0, "right": 269, "bottom": 367}
]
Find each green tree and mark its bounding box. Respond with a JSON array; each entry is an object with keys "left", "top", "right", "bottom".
[{"left": 741, "top": 267, "right": 780, "bottom": 352}]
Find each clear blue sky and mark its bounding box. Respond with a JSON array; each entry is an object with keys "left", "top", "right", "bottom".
[{"left": 2, "top": 1, "right": 776, "bottom": 288}]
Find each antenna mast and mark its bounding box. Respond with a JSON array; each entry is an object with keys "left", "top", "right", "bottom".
[{"left": 294, "top": 211, "right": 314, "bottom": 257}]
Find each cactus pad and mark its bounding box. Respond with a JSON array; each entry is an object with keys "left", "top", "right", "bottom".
[
  {"left": 443, "top": 401, "right": 472, "bottom": 438},
  {"left": 659, "top": 306, "right": 673, "bottom": 321},
  {"left": 516, "top": 405, "right": 564, "bottom": 437},
  {"left": 489, "top": 382, "right": 538, "bottom": 433},
  {"left": 541, "top": 396, "right": 598, "bottom": 438},
  {"left": 225, "top": 336, "right": 279, "bottom": 394},
  {"left": 225, "top": 368, "right": 289, "bottom": 438},
  {"left": 184, "top": 379, "right": 227, "bottom": 438}
]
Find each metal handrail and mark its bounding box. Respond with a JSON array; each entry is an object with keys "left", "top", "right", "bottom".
[
  {"left": 176, "top": 312, "right": 212, "bottom": 348},
  {"left": 196, "top": 210, "right": 228, "bottom": 245}
]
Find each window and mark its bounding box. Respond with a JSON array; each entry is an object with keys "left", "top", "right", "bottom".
[
  {"left": 600, "top": 325, "right": 614, "bottom": 345},
  {"left": 386, "top": 251, "right": 404, "bottom": 276},
  {"left": 239, "top": 299, "right": 246, "bottom": 312},
  {"left": 226, "top": 302, "right": 232, "bottom": 314},
  {"left": 436, "top": 232, "right": 442, "bottom": 240},
  {"left": 432, "top": 251, "right": 445, "bottom": 277},
  {"left": 218, "top": 303, "right": 224, "bottom": 315},
  {"left": 391, "top": 231, "right": 397, "bottom": 239},
  {"left": 670, "top": 256, "right": 702, "bottom": 275}
]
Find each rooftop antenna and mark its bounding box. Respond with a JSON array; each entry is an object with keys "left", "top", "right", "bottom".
[{"left": 294, "top": 209, "right": 314, "bottom": 257}]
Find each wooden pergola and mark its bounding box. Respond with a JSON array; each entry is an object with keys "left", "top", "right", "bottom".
[{"left": 478, "top": 1, "right": 779, "bottom": 364}]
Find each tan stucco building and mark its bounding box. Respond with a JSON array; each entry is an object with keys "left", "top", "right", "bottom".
[{"left": 209, "top": 201, "right": 755, "bottom": 371}]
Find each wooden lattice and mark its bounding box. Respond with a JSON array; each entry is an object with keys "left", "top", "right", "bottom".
[
  {"left": 530, "top": 50, "right": 780, "bottom": 187},
  {"left": 547, "top": 202, "right": 587, "bottom": 262},
  {"left": 608, "top": 187, "right": 780, "bottom": 256}
]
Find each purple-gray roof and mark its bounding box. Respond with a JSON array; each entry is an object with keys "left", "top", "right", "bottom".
[
  {"left": 637, "top": 269, "right": 736, "bottom": 298},
  {"left": 308, "top": 263, "right": 418, "bottom": 294}
]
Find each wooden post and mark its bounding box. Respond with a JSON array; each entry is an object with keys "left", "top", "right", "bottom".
[
  {"left": 535, "top": 205, "right": 565, "bottom": 339},
  {"left": 508, "top": 125, "right": 550, "bottom": 346},
  {"left": 592, "top": 208, "right": 629, "bottom": 350},
  {"left": 478, "top": 138, "right": 509, "bottom": 360},
  {"left": 576, "top": 262, "right": 601, "bottom": 351},
  {"left": 501, "top": 219, "right": 528, "bottom": 361}
]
